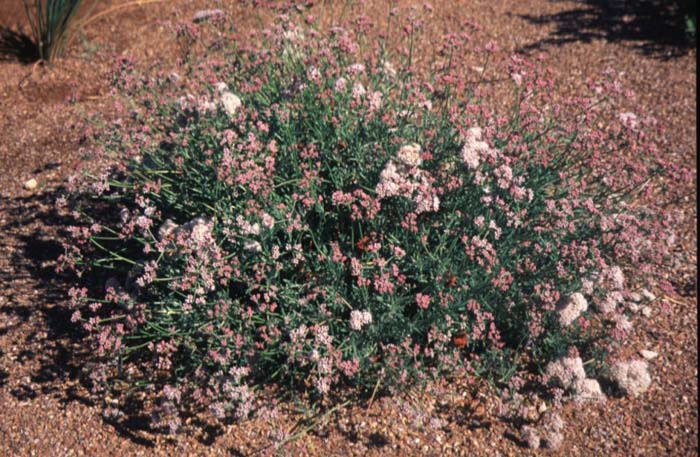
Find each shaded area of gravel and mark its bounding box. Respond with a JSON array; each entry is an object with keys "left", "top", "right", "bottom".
[{"left": 0, "top": 0, "right": 696, "bottom": 455}]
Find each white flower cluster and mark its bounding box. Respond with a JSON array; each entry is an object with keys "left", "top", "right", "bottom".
[
  {"left": 349, "top": 310, "right": 373, "bottom": 331},
  {"left": 557, "top": 292, "right": 588, "bottom": 327},
  {"left": 610, "top": 359, "right": 651, "bottom": 397},
  {"left": 460, "top": 127, "right": 495, "bottom": 170},
  {"left": 545, "top": 356, "right": 605, "bottom": 403},
  {"left": 216, "top": 82, "right": 242, "bottom": 118},
  {"left": 376, "top": 144, "right": 440, "bottom": 214}
]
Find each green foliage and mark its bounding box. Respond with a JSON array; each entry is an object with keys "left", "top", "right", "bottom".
[
  {"left": 23, "top": 0, "right": 95, "bottom": 61},
  {"left": 62, "top": 20, "right": 669, "bottom": 424}
]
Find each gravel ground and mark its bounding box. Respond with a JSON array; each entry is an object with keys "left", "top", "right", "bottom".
[{"left": 0, "top": 1, "right": 696, "bottom": 455}]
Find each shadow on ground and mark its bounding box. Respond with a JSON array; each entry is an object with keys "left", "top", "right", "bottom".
[
  {"left": 0, "top": 26, "right": 38, "bottom": 63},
  {"left": 515, "top": 0, "right": 695, "bottom": 59},
  {"left": 0, "top": 190, "right": 88, "bottom": 397}
]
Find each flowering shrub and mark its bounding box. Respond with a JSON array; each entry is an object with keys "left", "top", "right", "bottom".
[{"left": 60, "top": 14, "right": 680, "bottom": 427}]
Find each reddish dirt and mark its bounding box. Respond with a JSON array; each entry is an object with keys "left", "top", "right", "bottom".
[{"left": 0, "top": 1, "right": 696, "bottom": 455}]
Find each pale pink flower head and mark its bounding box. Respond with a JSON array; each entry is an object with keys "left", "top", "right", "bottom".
[
  {"left": 521, "top": 425, "right": 540, "bottom": 449},
  {"left": 396, "top": 143, "right": 423, "bottom": 167},
  {"left": 334, "top": 77, "right": 347, "bottom": 92},
  {"left": 368, "top": 91, "right": 383, "bottom": 112},
  {"left": 540, "top": 411, "right": 564, "bottom": 449},
  {"left": 610, "top": 359, "right": 651, "bottom": 397},
  {"left": 557, "top": 293, "right": 588, "bottom": 327},
  {"left": 220, "top": 91, "right": 242, "bottom": 117},
  {"left": 511, "top": 72, "right": 523, "bottom": 86},
  {"left": 597, "top": 290, "right": 622, "bottom": 314},
  {"left": 460, "top": 126, "right": 492, "bottom": 169},
  {"left": 382, "top": 60, "right": 397, "bottom": 78},
  {"left": 347, "top": 63, "right": 366, "bottom": 75},
  {"left": 618, "top": 111, "right": 638, "bottom": 129},
  {"left": 349, "top": 310, "right": 373, "bottom": 331},
  {"left": 607, "top": 265, "right": 625, "bottom": 290},
  {"left": 416, "top": 293, "right": 431, "bottom": 310},
  {"left": 351, "top": 82, "right": 366, "bottom": 99},
  {"left": 545, "top": 356, "right": 586, "bottom": 389}
]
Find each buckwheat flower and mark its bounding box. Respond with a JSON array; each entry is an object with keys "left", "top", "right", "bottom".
[
  {"left": 317, "top": 356, "right": 333, "bottom": 374},
  {"left": 494, "top": 164, "right": 513, "bottom": 189},
  {"left": 261, "top": 212, "right": 275, "bottom": 229},
  {"left": 511, "top": 72, "right": 523, "bottom": 86},
  {"left": 641, "top": 288, "right": 656, "bottom": 301},
  {"left": 351, "top": 82, "right": 366, "bottom": 99},
  {"left": 199, "top": 99, "right": 217, "bottom": 113},
  {"left": 158, "top": 219, "right": 178, "bottom": 240},
  {"left": 557, "top": 293, "right": 588, "bottom": 327},
  {"left": 521, "top": 425, "right": 540, "bottom": 449},
  {"left": 193, "top": 9, "right": 224, "bottom": 23},
  {"left": 460, "top": 127, "right": 490, "bottom": 169},
  {"left": 573, "top": 378, "right": 606, "bottom": 403},
  {"left": 545, "top": 356, "right": 586, "bottom": 389},
  {"left": 414, "top": 192, "right": 440, "bottom": 213},
  {"left": 581, "top": 278, "right": 595, "bottom": 295},
  {"left": 376, "top": 160, "right": 403, "bottom": 198},
  {"left": 244, "top": 240, "right": 262, "bottom": 252},
  {"left": 347, "top": 63, "right": 366, "bottom": 75},
  {"left": 314, "top": 325, "right": 333, "bottom": 347},
  {"left": 610, "top": 359, "right": 651, "bottom": 397},
  {"left": 396, "top": 143, "right": 422, "bottom": 167},
  {"left": 334, "top": 77, "right": 347, "bottom": 92},
  {"left": 368, "top": 91, "right": 383, "bottom": 112},
  {"left": 239, "top": 219, "right": 261, "bottom": 236},
  {"left": 619, "top": 111, "right": 638, "bottom": 129},
  {"left": 613, "top": 313, "right": 633, "bottom": 335},
  {"left": 215, "top": 82, "right": 229, "bottom": 93},
  {"left": 608, "top": 265, "right": 625, "bottom": 290},
  {"left": 307, "top": 66, "right": 321, "bottom": 83},
  {"left": 416, "top": 293, "right": 431, "bottom": 310},
  {"left": 220, "top": 91, "right": 242, "bottom": 117},
  {"left": 314, "top": 376, "right": 330, "bottom": 395},
  {"left": 539, "top": 411, "right": 564, "bottom": 449},
  {"left": 382, "top": 60, "right": 397, "bottom": 78},
  {"left": 187, "top": 217, "right": 213, "bottom": 244},
  {"left": 350, "top": 310, "right": 373, "bottom": 331},
  {"left": 597, "top": 290, "right": 622, "bottom": 314}
]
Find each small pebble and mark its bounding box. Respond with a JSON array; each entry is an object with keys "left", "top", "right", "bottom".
[
  {"left": 639, "top": 350, "right": 658, "bottom": 360},
  {"left": 24, "top": 178, "right": 37, "bottom": 190},
  {"left": 641, "top": 306, "right": 653, "bottom": 317}
]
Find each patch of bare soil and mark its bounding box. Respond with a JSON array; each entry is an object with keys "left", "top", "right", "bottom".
[{"left": 0, "top": 1, "right": 695, "bottom": 455}]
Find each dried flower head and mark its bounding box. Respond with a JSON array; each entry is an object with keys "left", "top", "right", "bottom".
[{"left": 610, "top": 360, "right": 651, "bottom": 397}]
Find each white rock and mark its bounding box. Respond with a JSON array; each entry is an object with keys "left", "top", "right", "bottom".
[
  {"left": 641, "top": 306, "right": 653, "bottom": 317},
  {"left": 641, "top": 289, "right": 657, "bottom": 301},
  {"left": 639, "top": 350, "right": 658, "bottom": 360},
  {"left": 24, "top": 178, "right": 38, "bottom": 190}
]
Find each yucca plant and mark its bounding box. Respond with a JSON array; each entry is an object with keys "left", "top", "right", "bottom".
[{"left": 23, "top": 0, "right": 96, "bottom": 61}]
